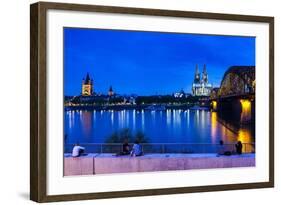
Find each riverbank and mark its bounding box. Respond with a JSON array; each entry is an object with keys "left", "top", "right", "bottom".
[
  {"left": 64, "top": 153, "right": 255, "bottom": 176},
  {"left": 65, "top": 104, "right": 210, "bottom": 111}
]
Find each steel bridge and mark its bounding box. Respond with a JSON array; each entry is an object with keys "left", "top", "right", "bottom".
[
  {"left": 211, "top": 66, "right": 255, "bottom": 100},
  {"left": 210, "top": 66, "right": 255, "bottom": 124}
]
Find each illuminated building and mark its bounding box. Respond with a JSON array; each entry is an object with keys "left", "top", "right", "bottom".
[
  {"left": 82, "top": 73, "right": 93, "bottom": 96},
  {"left": 192, "top": 64, "right": 213, "bottom": 96},
  {"left": 173, "top": 89, "right": 190, "bottom": 98}
]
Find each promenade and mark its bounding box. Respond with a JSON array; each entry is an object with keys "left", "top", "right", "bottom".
[{"left": 64, "top": 153, "right": 255, "bottom": 176}]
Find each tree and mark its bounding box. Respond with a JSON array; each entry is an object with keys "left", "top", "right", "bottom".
[
  {"left": 134, "top": 130, "right": 148, "bottom": 143},
  {"left": 105, "top": 128, "right": 148, "bottom": 143}
]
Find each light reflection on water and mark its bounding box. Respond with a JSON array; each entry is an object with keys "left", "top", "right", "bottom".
[{"left": 64, "top": 109, "right": 254, "bottom": 145}]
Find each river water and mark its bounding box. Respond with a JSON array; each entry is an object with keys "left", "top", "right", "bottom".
[{"left": 65, "top": 109, "right": 254, "bottom": 151}]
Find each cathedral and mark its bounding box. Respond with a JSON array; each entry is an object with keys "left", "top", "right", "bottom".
[
  {"left": 82, "top": 73, "right": 94, "bottom": 96},
  {"left": 192, "top": 64, "right": 213, "bottom": 96}
]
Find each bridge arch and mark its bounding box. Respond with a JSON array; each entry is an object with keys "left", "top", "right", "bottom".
[{"left": 218, "top": 66, "right": 255, "bottom": 98}]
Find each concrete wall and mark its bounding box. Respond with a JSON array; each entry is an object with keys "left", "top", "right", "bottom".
[
  {"left": 64, "top": 154, "right": 97, "bottom": 176},
  {"left": 64, "top": 154, "right": 255, "bottom": 176}
]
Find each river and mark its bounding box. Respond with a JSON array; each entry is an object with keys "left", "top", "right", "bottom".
[{"left": 64, "top": 109, "right": 254, "bottom": 153}]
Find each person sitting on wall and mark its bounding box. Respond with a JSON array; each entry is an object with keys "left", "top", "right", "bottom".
[
  {"left": 217, "top": 140, "right": 231, "bottom": 156},
  {"left": 122, "top": 139, "right": 130, "bottom": 155},
  {"left": 72, "top": 143, "right": 85, "bottom": 157},
  {"left": 235, "top": 141, "right": 243, "bottom": 155},
  {"left": 130, "top": 140, "right": 143, "bottom": 157},
  {"left": 217, "top": 140, "right": 225, "bottom": 156},
  {"left": 115, "top": 139, "right": 130, "bottom": 156}
]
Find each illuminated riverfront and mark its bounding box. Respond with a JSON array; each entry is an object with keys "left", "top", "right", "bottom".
[
  {"left": 65, "top": 66, "right": 256, "bottom": 154},
  {"left": 63, "top": 27, "right": 256, "bottom": 175},
  {"left": 64, "top": 28, "right": 255, "bottom": 135}
]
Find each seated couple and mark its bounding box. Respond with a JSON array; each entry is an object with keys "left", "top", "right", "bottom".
[
  {"left": 217, "top": 140, "right": 243, "bottom": 156},
  {"left": 118, "top": 139, "right": 143, "bottom": 157}
]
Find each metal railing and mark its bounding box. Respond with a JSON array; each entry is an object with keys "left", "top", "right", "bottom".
[{"left": 64, "top": 143, "right": 255, "bottom": 154}]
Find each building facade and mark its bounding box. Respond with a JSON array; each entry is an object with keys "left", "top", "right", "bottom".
[
  {"left": 192, "top": 64, "right": 213, "bottom": 96},
  {"left": 82, "top": 73, "right": 93, "bottom": 96}
]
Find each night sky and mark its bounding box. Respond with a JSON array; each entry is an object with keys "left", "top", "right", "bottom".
[{"left": 64, "top": 27, "right": 255, "bottom": 96}]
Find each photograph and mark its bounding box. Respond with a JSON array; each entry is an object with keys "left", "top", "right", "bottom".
[
  {"left": 30, "top": 2, "right": 274, "bottom": 202},
  {"left": 63, "top": 27, "right": 256, "bottom": 176}
]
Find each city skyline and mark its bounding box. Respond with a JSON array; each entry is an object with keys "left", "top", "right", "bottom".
[{"left": 64, "top": 27, "right": 255, "bottom": 96}]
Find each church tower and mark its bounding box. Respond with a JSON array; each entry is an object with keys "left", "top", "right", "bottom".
[
  {"left": 108, "top": 85, "right": 114, "bottom": 97},
  {"left": 82, "top": 72, "right": 93, "bottom": 96},
  {"left": 202, "top": 64, "right": 208, "bottom": 83},
  {"left": 194, "top": 64, "right": 200, "bottom": 83}
]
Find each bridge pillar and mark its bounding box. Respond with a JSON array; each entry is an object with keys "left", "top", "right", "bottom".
[
  {"left": 240, "top": 99, "right": 252, "bottom": 124},
  {"left": 217, "top": 98, "right": 241, "bottom": 123},
  {"left": 216, "top": 97, "right": 254, "bottom": 125},
  {"left": 211, "top": 100, "right": 217, "bottom": 111}
]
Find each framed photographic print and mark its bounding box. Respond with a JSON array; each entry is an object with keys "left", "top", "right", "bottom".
[{"left": 30, "top": 1, "right": 274, "bottom": 202}]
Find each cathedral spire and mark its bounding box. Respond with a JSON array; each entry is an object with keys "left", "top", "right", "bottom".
[
  {"left": 195, "top": 64, "right": 199, "bottom": 74},
  {"left": 194, "top": 64, "right": 200, "bottom": 83},
  {"left": 202, "top": 64, "right": 208, "bottom": 83},
  {"left": 85, "top": 72, "right": 91, "bottom": 84}
]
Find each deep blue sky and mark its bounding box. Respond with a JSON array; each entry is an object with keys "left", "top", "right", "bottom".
[{"left": 64, "top": 27, "right": 255, "bottom": 96}]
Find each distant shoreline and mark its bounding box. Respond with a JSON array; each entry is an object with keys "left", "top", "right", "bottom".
[{"left": 64, "top": 104, "right": 210, "bottom": 111}]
